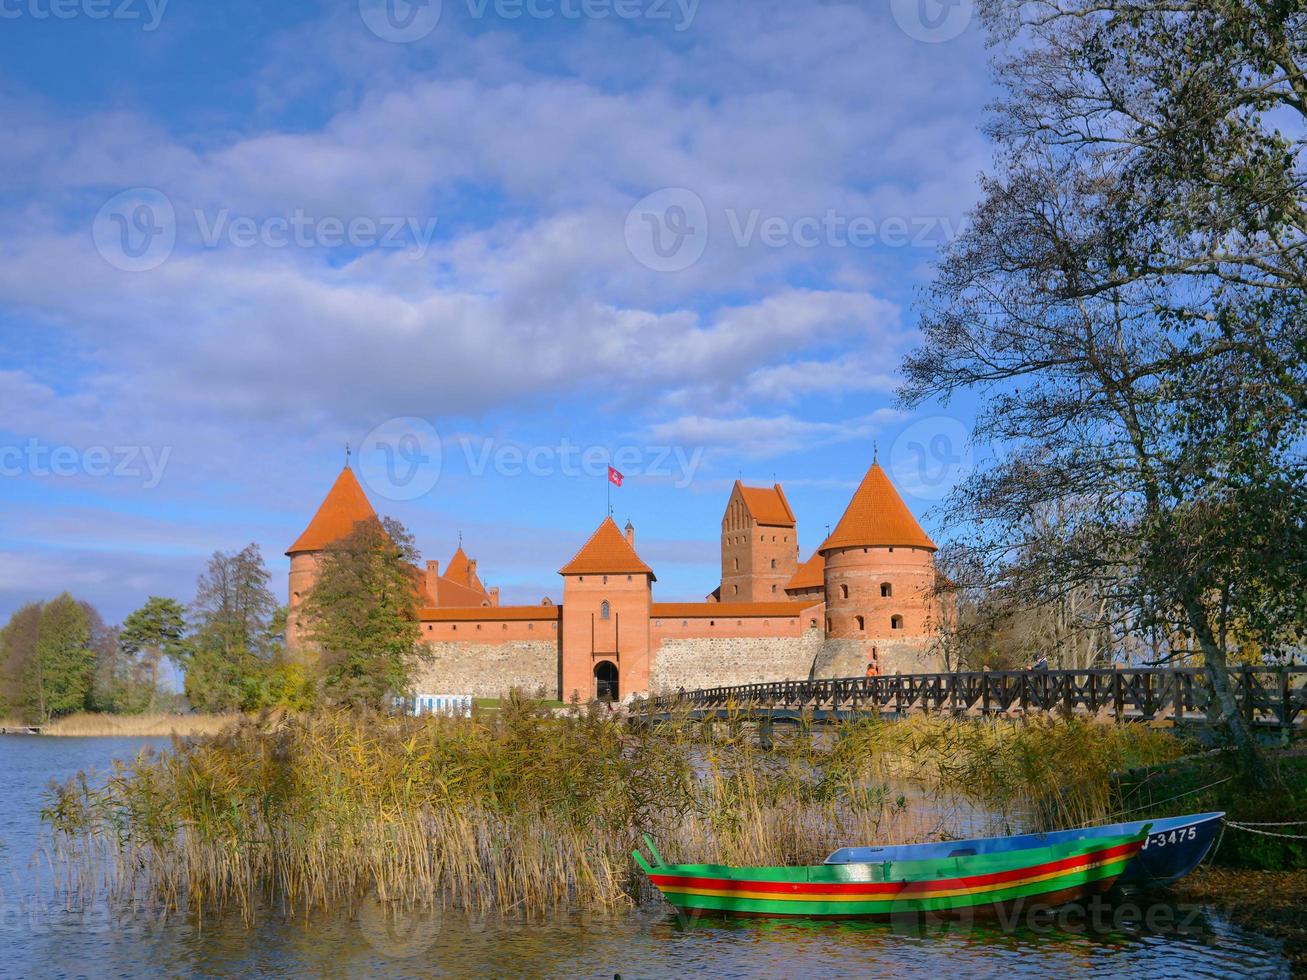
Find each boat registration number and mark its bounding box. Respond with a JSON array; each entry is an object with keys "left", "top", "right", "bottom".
[{"left": 1142, "top": 826, "right": 1197, "bottom": 850}]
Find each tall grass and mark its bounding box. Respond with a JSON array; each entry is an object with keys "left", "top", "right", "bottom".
[
  {"left": 35, "top": 713, "right": 238, "bottom": 738},
  {"left": 41, "top": 699, "right": 1186, "bottom": 921}
]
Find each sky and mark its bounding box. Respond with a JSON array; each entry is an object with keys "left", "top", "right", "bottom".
[{"left": 0, "top": 0, "right": 994, "bottom": 623}]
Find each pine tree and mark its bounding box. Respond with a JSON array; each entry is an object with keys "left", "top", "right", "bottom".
[{"left": 120, "top": 597, "right": 189, "bottom": 712}]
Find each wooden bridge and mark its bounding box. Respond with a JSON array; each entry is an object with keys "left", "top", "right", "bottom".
[{"left": 645, "top": 666, "right": 1307, "bottom": 729}]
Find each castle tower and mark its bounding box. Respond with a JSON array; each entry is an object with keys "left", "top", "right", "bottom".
[
  {"left": 719, "top": 482, "right": 799, "bottom": 602},
  {"left": 819, "top": 459, "right": 937, "bottom": 671},
  {"left": 559, "top": 516, "right": 654, "bottom": 703},
  {"left": 285, "top": 464, "right": 377, "bottom": 654}
]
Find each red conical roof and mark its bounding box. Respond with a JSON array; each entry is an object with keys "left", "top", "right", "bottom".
[
  {"left": 559, "top": 516, "right": 654, "bottom": 578},
  {"left": 819, "top": 462, "right": 936, "bottom": 553},
  {"left": 287, "top": 466, "right": 377, "bottom": 555}
]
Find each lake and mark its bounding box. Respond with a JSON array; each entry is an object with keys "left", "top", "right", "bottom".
[{"left": 0, "top": 735, "right": 1291, "bottom": 978}]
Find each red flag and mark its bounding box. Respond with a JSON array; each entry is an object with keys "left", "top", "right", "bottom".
[{"left": 608, "top": 465, "right": 624, "bottom": 487}]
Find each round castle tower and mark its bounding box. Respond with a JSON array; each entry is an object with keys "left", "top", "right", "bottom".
[
  {"left": 819, "top": 459, "right": 938, "bottom": 672},
  {"left": 285, "top": 464, "right": 377, "bottom": 655}
]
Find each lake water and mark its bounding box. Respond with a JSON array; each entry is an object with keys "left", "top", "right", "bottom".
[{"left": 0, "top": 736, "right": 1292, "bottom": 978}]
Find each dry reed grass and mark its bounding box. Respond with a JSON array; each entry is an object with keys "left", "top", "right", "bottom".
[
  {"left": 36, "top": 713, "right": 240, "bottom": 738},
  {"left": 41, "top": 697, "right": 1186, "bottom": 922}
]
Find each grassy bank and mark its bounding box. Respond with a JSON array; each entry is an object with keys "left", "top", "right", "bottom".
[
  {"left": 3, "top": 713, "right": 239, "bottom": 737},
  {"left": 42, "top": 704, "right": 1184, "bottom": 921},
  {"left": 1116, "top": 743, "right": 1307, "bottom": 870}
]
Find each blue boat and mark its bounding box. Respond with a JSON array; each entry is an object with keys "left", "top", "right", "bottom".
[{"left": 825, "top": 812, "right": 1224, "bottom": 891}]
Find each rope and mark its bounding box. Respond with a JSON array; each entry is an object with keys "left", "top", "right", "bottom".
[
  {"left": 1225, "top": 821, "right": 1307, "bottom": 841},
  {"left": 1218, "top": 820, "right": 1307, "bottom": 827},
  {"left": 1106, "top": 774, "right": 1236, "bottom": 820}
]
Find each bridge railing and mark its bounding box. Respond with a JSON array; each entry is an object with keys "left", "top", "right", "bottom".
[{"left": 649, "top": 665, "right": 1307, "bottom": 726}]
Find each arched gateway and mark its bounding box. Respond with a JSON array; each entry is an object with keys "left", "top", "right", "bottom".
[{"left": 594, "top": 661, "right": 619, "bottom": 702}]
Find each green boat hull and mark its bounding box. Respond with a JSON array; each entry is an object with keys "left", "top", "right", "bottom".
[{"left": 635, "top": 829, "right": 1148, "bottom": 920}]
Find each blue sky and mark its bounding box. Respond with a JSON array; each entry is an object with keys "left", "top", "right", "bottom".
[{"left": 0, "top": 0, "right": 993, "bottom": 623}]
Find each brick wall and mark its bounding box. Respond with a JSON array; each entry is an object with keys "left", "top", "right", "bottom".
[
  {"left": 650, "top": 631, "right": 827, "bottom": 692},
  {"left": 410, "top": 640, "right": 558, "bottom": 699}
]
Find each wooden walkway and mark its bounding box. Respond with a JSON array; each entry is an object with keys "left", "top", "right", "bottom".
[{"left": 647, "top": 666, "right": 1307, "bottom": 729}]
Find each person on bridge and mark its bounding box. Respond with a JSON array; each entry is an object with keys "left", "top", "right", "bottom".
[{"left": 1031, "top": 654, "right": 1049, "bottom": 671}]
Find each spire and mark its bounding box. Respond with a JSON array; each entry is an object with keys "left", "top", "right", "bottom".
[
  {"left": 287, "top": 465, "right": 377, "bottom": 555},
  {"left": 345, "top": 442, "right": 352, "bottom": 467},
  {"left": 818, "top": 460, "right": 935, "bottom": 553}
]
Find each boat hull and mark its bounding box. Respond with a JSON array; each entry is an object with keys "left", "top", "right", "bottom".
[
  {"left": 825, "top": 812, "right": 1224, "bottom": 892},
  {"left": 639, "top": 834, "right": 1145, "bottom": 921}
]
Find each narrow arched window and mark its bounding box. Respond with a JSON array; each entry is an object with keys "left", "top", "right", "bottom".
[
  {"left": 770, "top": 558, "right": 777, "bottom": 568},
  {"left": 840, "top": 584, "right": 849, "bottom": 599},
  {"left": 881, "top": 582, "right": 892, "bottom": 597},
  {"left": 891, "top": 615, "right": 903, "bottom": 630},
  {"left": 600, "top": 600, "right": 610, "bottom": 620},
  {"left": 855, "top": 615, "right": 865, "bottom": 631}
]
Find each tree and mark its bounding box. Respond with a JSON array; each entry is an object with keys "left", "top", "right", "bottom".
[
  {"left": 27, "top": 593, "right": 94, "bottom": 721},
  {"left": 302, "top": 516, "right": 425, "bottom": 708},
  {"left": 185, "top": 544, "right": 281, "bottom": 712},
  {"left": 119, "top": 597, "right": 189, "bottom": 712},
  {"left": 0, "top": 602, "right": 42, "bottom": 720},
  {"left": 903, "top": 0, "right": 1307, "bottom": 765}
]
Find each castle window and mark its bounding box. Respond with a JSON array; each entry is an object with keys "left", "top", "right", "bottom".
[
  {"left": 552, "top": 622, "right": 557, "bottom": 629},
  {"left": 737, "top": 620, "right": 743, "bottom": 626},
  {"left": 476, "top": 624, "right": 482, "bottom": 631},
  {"left": 710, "top": 620, "right": 716, "bottom": 626},
  {"left": 682, "top": 620, "right": 688, "bottom": 626},
  {"left": 771, "top": 584, "right": 777, "bottom": 593},
  {"left": 734, "top": 558, "right": 740, "bottom": 570},
  {"left": 891, "top": 615, "right": 904, "bottom": 630},
  {"left": 855, "top": 616, "right": 865, "bottom": 631},
  {"left": 826, "top": 618, "right": 832, "bottom": 632},
  {"left": 732, "top": 585, "right": 739, "bottom": 595},
  {"left": 655, "top": 620, "right": 662, "bottom": 627},
  {"left": 809, "top": 619, "right": 817, "bottom": 628},
  {"left": 840, "top": 584, "right": 849, "bottom": 599},
  {"left": 760, "top": 534, "right": 765, "bottom": 542},
  {"left": 770, "top": 558, "right": 777, "bottom": 568},
  {"left": 502, "top": 623, "right": 508, "bottom": 630},
  {"left": 603, "top": 575, "right": 608, "bottom": 584},
  {"left": 427, "top": 625, "right": 433, "bottom": 631},
  {"left": 579, "top": 576, "right": 584, "bottom": 582},
  {"left": 600, "top": 601, "right": 611, "bottom": 620},
  {"left": 528, "top": 623, "right": 534, "bottom": 630},
  {"left": 889, "top": 547, "right": 895, "bottom": 553},
  {"left": 881, "top": 583, "right": 893, "bottom": 598},
  {"left": 627, "top": 575, "right": 632, "bottom": 581}
]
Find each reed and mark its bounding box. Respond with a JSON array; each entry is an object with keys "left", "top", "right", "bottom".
[
  {"left": 35, "top": 713, "right": 240, "bottom": 738},
  {"left": 42, "top": 699, "right": 1185, "bottom": 921}
]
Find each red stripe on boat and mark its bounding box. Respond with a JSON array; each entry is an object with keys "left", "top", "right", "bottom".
[{"left": 648, "top": 840, "right": 1141, "bottom": 896}]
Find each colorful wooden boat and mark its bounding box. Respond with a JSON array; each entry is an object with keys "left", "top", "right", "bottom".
[
  {"left": 825, "top": 812, "right": 1224, "bottom": 891},
  {"left": 633, "top": 826, "right": 1149, "bottom": 920}
]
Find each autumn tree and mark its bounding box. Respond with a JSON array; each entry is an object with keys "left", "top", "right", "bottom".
[
  {"left": 302, "top": 516, "right": 425, "bottom": 708},
  {"left": 185, "top": 544, "right": 282, "bottom": 712},
  {"left": 904, "top": 0, "right": 1307, "bottom": 763},
  {"left": 0, "top": 602, "right": 43, "bottom": 720},
  {"left": 27, "top": 593, "right": 95, "bottom": 721}
]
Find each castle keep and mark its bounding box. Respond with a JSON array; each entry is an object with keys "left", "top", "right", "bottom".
[{"left": 287, "top": 456, "right": 942, "bottom": 701}]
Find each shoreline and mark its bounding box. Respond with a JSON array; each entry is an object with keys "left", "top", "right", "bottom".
[
  {"left": 0, "top": 713, "right": 238, "bottom": 738},
  {"left": 1168, "top": 867, "right": 1307, "bottom": 970}
]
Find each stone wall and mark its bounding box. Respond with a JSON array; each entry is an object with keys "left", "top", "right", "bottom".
[
  {"left": 411, "top": 640, "right": 559, "bottom": 699},
  {"left": 649, "top": 630, "right": 827, "bottom": 693}
]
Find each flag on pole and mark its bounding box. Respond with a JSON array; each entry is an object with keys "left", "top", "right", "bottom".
[{"left": 608, "top": 466, "right": 624, "bottom": 487}]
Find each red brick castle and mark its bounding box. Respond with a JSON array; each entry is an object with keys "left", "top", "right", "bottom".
[{"left": 287, "top": 454, "right": 942, "bottom": 701}]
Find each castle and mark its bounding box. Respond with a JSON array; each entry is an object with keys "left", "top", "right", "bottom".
[{"left": 286, "top": 455, "right": 943, "bottom": 701}]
